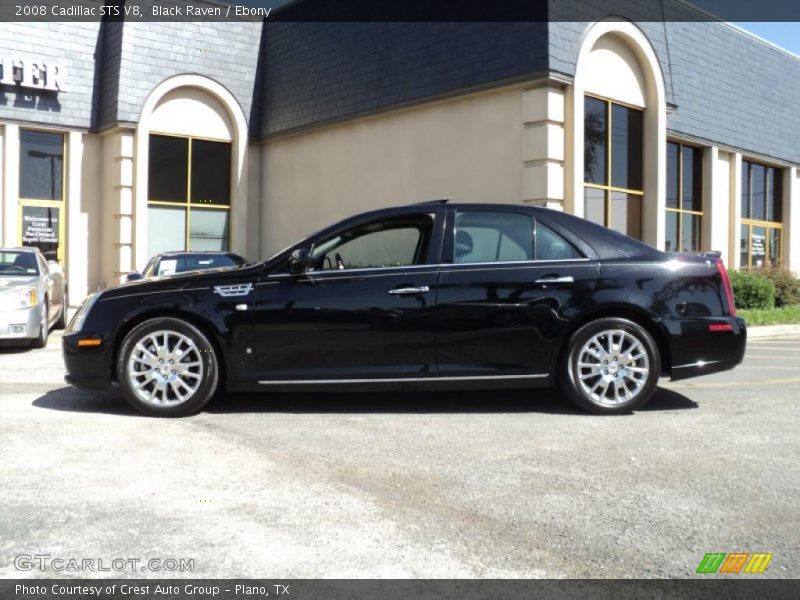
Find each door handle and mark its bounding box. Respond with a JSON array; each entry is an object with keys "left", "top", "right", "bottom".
[
  {"left": 534, "top": 275, "right": 574, "bottom": 284},
  {"left": 388, "top": 286, "right": 430, "bottom": 295}
]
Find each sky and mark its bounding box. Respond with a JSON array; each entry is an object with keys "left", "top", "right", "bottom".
[{"left": 732, "top": 23, "right": 800, "bottom": 56}]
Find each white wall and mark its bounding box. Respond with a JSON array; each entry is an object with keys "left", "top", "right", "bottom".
[{"left": 260, "top": 85, "right": 526, "bottom": 256}]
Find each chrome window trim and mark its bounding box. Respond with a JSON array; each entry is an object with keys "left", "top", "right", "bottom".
[
  {"left": 265, "top": 258, "right": 592, "bottom": 280},
  {"left": 258, "top": 373, "right": 549, "bottom": 385}
]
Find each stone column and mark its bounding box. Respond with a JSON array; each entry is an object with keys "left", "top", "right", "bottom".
[
  {"left": 2, "top": 123, "right": 19, "bottom": 247},
  {"left": 704, "top": 146, "right": 732, "bottom": 264},
  {"left": 520, "top": 86, "right": 565, "bottom": 209},
  {"left": 100, "top": 128, "right": 135, "bottom": 287}
]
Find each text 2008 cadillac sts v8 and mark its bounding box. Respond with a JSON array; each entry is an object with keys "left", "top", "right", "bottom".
[{"left": 63, "top": 201, "right": 746, "bottom": 416}]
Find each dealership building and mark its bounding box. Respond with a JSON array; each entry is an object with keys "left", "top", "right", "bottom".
[{"left": 0, "top": 0, "right": 799, "bottom": 307}]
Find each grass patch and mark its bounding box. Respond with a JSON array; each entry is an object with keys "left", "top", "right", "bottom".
[{"left": 737, "top": 304, "right": 800, "bottom": 326}]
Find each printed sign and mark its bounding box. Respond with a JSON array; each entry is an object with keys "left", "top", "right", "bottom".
[{"left": 21, "top": 205, "right": 60, "bottom": 261}]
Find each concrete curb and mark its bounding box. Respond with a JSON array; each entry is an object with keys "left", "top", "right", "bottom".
[{"left": 748, "top": 324, "right": 800, "bottom": 340}]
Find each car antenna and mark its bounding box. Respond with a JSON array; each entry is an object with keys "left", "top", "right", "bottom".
[{"left": 415, "top": 198, "right": 450, "bottom": 205}]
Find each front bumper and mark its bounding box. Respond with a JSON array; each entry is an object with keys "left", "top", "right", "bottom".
[
  {"left": 669, "top": 316, "right": 747, "bottom": 381},
  {"left": 0, "top": 305, "right": 43, "bottom": 342},
  {"left": 62, "top": 331, "right": 113, "bottom": 389}
]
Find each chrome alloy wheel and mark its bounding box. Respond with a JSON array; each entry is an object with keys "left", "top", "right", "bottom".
[
  {"left": 576, "top": 329, "right": 650, "bottom": 406},
  {"left": 126, "top": 330, "right": 204, "bottom": 407}
]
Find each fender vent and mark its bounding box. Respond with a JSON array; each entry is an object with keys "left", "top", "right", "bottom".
[{"left": 213, "top": 283, "right": 253, "bottom": 297}]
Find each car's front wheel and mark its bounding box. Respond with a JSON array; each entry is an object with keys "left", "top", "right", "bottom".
[
  {"left": 558, "top": 317, "right": 660, "bottom": 414},
  {"left": 117, "top": 318, "right": 219, "bottom": 417}
]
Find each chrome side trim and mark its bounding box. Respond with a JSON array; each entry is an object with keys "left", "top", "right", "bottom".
[
  {"left": 258, "top": 373, "right": 549, "bottom": 385},
  {"left": 99, "top": 287, "right": 211, "bottom": 301},
  {"left": 672, "top": 359, "right": 724, "bottom": 370}
]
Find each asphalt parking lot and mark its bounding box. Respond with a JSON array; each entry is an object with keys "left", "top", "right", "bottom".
[{"left": 0, "top": 333, "right": 798, "bottom": 579}]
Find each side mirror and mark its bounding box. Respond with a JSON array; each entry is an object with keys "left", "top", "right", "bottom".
[
  {"left": 289, "top": 248, "right": 312, "bottom": 273},
  {"left": 125, "top": 272, "right": 144, "bottom": 282},
  {"left": 47, "top": 261, "right": 63, "bottom": 275}
]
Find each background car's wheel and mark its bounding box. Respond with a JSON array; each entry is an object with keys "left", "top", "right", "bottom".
[
  {"left": 117, "top": 317, "right": 219, "bottom": 417},
  {"left": 54, "top": 289, "right": 68, "bottom": 330},
  {"left": 558, "top": 317, "right": 660, "bottom": 414},
  {"left": 32, "top": 302, "right": 49, "bottom": 349}
]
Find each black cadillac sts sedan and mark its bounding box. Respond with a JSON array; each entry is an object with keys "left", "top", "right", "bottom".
[{"left": 63, "top": 201, "right": 746, "bottom": 416}]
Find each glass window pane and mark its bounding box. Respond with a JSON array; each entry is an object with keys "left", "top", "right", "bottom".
[
  {"left": 191, "top": 140, "right": 231, "bottom": 205},
  {"left": 148, "top": 205, "right": 186, "bottom": 256},
  {"left": 189, "top": 208, "right": 230, "bottom": 251},
  {"left": 769, "top": 228, "right": 781, "bottom": 268},
  {"left": 751, "top": 225, "right": 766, "bottom": 269},
  {"left": 666, "top": 143, "right": 679, "bottom": 209},
  {"left": 740, "top": 225, "right": 750, "bottom": 269},
  {"left": 535, "top": 221, "right": 582, "bottom": 260},
  {"left": 611, "top": 104, "right": 643, "bottom": 191},
  {"left": 610, "top": 191, "right": 641, "bottom": 240},
  {"left": 767, "top": 167, "right": 783, "bottom": 223},
  {"left": 454, "top": 212, "right": 533, "bottom": 264},
  {"left": 149, "top": 135, "right": 188, "bottom": 202},
  {"left": 20, "top": 130, "right": 64, "bottom": 200},
  {"left": 682, "top": 146, "right": 703, "bottom": 212},
  {"left": 741, "top": 162, "right": 750, "bottom": 219},
  {"left": 681, "top": 213, "right": 702, "bottom": 253},
  {"left": 584, "top": 97, "right": 607, "bottom": 185},
  {"left": 751, "top": 163, "right": 766, "bottom": 221},
  {"left": 584, "top": 187, "right": 606, "bottom": 226},
  {"left": 665, "top": 211, "right": 679, "bottom": 252}
]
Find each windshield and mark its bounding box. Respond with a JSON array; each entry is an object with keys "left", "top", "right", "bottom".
[
  {"left": 0, "top": 251, "right": 40, "bottom": 276},
  {"left": 148, "top": 254, "right": 241, "bottom": 277}
]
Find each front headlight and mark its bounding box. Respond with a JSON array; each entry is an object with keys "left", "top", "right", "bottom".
[
  {"left": 67, "top": 292, "right": 101, "bottom": 333},
  {"left": 0, "top": 287, "right": 38, "bottom": 310}
]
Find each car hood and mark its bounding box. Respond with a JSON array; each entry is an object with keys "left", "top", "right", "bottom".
[{"left": 0, "top": 276, "right": 39, "bottom": 290}]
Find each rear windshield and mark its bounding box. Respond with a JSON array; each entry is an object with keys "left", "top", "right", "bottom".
[
  {"left": 0, "top": 251, "right": 39, "bottom": 276},
  {"left": 152, "top": 254, "right": 240, "bottom": 276}
]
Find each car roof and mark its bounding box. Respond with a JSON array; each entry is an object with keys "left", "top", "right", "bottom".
[
  {"left": 154, "top": 251, "right": 241, "bottom": 257},
  {"left": 0, "top": 246, "right": 37, "bottom": 253}
]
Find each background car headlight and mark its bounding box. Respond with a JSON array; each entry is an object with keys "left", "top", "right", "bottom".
[
  {"left": 0, "top": 287, "right": 38, "bottom": 311},
  {"left": 67, "top": 292, "right": 100, "bottom": 333}
]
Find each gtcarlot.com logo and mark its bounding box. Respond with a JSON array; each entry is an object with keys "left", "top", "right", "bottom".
[
  {"left": 696, "top": 552, "right": 773, "bottom": 574},
  {"left": 14, "top": 554, "right": 194, "bottom": 573}
]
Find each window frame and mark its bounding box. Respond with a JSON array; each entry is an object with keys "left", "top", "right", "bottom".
[
  {"left": 18, "top": 128, "right": 67, "bottom": 264},
  {"left": 583, "top": 93, "right": 644, "bottom": 239},
  {"left": 740, "top": 159, "right": 783, "bottom": 269},
  {"left": 147, "top": 131, "right": 233, "bottom": 252},
  {"left": 665, "top": 140, "right": 704, "bottom": 253}
]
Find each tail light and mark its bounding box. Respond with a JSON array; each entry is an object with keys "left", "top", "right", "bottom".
[{"left": 717, "top": 259, "right": 736, "bottom": 316}]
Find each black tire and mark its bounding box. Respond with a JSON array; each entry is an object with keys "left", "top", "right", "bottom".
[
  {"left": 117, "top": 317, "right": 220, "bottom": 417},
  {"left": 558, "top": 317, "right": 660, "bottom": 415},
  {"left": 32, "top": 302, "right": 49, "bottom": 349},
  {"left": 54, "top": 290, "right": 68, "bottom": 330}
]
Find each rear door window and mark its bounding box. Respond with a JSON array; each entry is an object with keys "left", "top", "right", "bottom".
[{"left": 454, "top": 211, "right": 534, "bottom": 264}]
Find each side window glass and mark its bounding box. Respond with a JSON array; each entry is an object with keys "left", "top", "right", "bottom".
[
  {"left": 454, "top": 211, "right": 533, "bottom": 264},
  {"left": 535, "top": 221, "right": 583, "bottom": 260},
  {"left": 311, "top": 215, "right": 433, "bottom": 271}
]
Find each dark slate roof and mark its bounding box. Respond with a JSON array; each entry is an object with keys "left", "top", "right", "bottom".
[{"left": 259, "top": 21, "right": 550, "bottom": 138}]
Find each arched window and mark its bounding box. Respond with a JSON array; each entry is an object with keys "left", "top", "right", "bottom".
[{"left": 146, "top": 87, "right": 234, "bottom": 255}]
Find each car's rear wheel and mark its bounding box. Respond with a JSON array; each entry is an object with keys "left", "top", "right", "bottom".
[
  {"left": 558, "top": 317, "right": 660, "bottom": 414},
  {"left": 117, "top": 318, "right": 219, "bottom": 417}
]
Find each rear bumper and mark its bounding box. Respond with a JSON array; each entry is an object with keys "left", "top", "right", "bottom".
[
  {"left": 668, "top": 316, "right": 746, "bottom": 381},
  {"left": 62, "top": 332, "right": 113, "bottom": 389}
]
